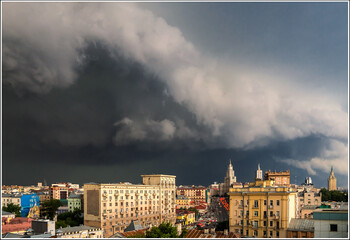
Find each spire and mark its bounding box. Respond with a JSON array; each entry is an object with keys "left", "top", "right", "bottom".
[
  {"left": 331, "top": 166, "right": 333, "bottom": 172},
  {"left": 258, "top": 163, "right": 260, "bottom": 170},
  {"left": 229, "top": 159, "right": 232, "bottom": 166}
]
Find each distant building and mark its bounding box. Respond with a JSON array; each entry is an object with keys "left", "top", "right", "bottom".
[
  {"left": 222, "top": 160, "right": 237, "bottom": 195},
  {"left": 313, "top": 209, "right": 348, "bottom": 238},
  {"left": 264, "top": 170, "right": 291, "bottom": 186},
  {"left": 297, "top": 189, "right": 322, "bottom": 218},
  {"left": 255, "top": 164, "right": 263, "bottom": 181},
  {"left": 176, "top": 209, "right": 195, "bottom": 225},
  {"left": 328, "top": 167, "right": 337, "bottom": 191},
  {"left": 176, "top": 195, "right": 191, "bottom": 209},
  {"left": 55, "top": 225, "right": 103, "bottom": 238},
  {"left": 176, "top": 185, "right": 208, "bottom": 205},
  {"left": 50, "top": 184, "right": 68, "bottom": 200},
  {"left": 37, "top": 192, "right": 50, "bottom": 204},
  {"left": 84, "top": 174, "right": 176, "bottom": 237},
  {"left": 68, "top": 193, "right": 83, "bottom": 212},
  {"left": 287, "top": 218, "right": 314, "bottom": 238},
  {"left": 2, "top": 194, "right": 21, "bottom": 208},
  {"left": 1, "top": 217, "right": 33, "bottom": 235},
  {"left": 184, "top": 228, "right": 240, "bottom": 238}
]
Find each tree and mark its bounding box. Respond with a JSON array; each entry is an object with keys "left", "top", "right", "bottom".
[
  {"left": 2, "top": 203, "right": 21, "bottom": 217},
  {"left": 320, "top": 188, "right": 348, "bottom": 202},
  {"left": 55, "top": 209, "right": 83, "bottom": 229},
  {"left": 145, "top": 222, "right": 185, "bottom": 238},
  {"left": 40, "top": 199, "right": 62, "bottom": 220}
]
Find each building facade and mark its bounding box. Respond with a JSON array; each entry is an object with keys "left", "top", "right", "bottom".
[
  {"left": 297, "top": 190, "right": 321, "bottom": 218},
  {"left": 264, "top": 170, "right": 290, "bottom": 186},
  {"left": 223, "top": 160, "right": 237, "bottom": 195},
  {"left": 84, "top": 174, "right": 176, "bottom": 237},
  {"left": 2, "top": 194, "right": 21, "bottom": 208},
  {"left": 328, "top": 167, "right": 337, "bottom": 191},
  {"left": 56, "top": 225, "right": 103, "bottom": 238},
  {"left": 228, "top": 180, "right": 298, "bottom": 238},
  {"left": 313, "top": 209, "right": 348, "bottom": 238},
  {"left": 20, "top": 194, "right": 40, "bottom": 217},
  {"left": 68, "top": 194, "right": 82, "bottom": 212},
  {"left": 176, "top": 186, "right": 207, "bottom": 205},
  {"left": 50, "top": 184, "right": 68, "bottom": 200},
  {"left": 176, "top": 196, "right": 191, "bottom": 209}
]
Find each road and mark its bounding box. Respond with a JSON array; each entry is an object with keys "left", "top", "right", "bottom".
[{"left": 208, "top": 197, "right": 229, "bottom": 222}]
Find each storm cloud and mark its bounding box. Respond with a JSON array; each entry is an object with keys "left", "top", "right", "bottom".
[{"left": 2, "top": 2, "right": 348, "bottom": 187}]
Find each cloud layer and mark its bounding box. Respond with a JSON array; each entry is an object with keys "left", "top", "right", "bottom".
[{"left": 2, "top": 3, "right": 348, "bottom": 177}]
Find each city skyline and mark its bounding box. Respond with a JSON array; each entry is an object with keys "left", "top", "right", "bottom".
[{"left": 2, "top": 2, "right": 348, "bottom": 189}]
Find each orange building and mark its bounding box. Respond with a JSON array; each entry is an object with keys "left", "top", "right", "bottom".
[{"left": 264, "top": 170, "right": 290, "bottom": 186}]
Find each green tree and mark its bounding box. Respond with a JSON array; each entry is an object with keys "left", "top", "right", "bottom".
[
  {"left": 40, "top": 199, "right": 62, "bottom": 220},
  {"left": 55, "top": 209, "right": 83, "bottom": 229},
  {"left": 320, "top": 188, "right": 348, "bottom": 202},
  {"left": 145, "top": 222, "right": 184, "bottom": 238},
  {"left": 2, "top": 203, "right": 21, "bottom": 217}
]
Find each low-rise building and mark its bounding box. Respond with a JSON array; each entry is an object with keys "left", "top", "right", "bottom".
[
  {"left": 287, "top": 218, "right": 314, "bottom": 238},
  {"left": 176, "top": 209, "right": 195, "bottom": 225},
  {"left": 68, "top": 193, "right": 83, "bottom": 212},
  {"left": 55, "top": 225, "right": 103, "bottom": 238},
  {"left": 2, "top": 194, "right": 21, "bottom": 208},
  {"left": 313, "top": 209, "right": 348, "bottom": 238},
  {"left": 1, "top": 217, "right": 33, "bottom": 235},
  {"left": 31, "top": 219, "right": 55, "bottom": 236}
]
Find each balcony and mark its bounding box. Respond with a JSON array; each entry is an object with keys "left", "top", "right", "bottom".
[
  {"left": 268, "top": 205, "right": 273, "bottom": 209},
  {"left": 102, "top": 193, "right": 107, "bottom": 197}
]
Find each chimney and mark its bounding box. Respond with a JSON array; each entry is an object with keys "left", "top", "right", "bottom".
[
  {"left": 224, "top": 229, "right": 228, "bottom": 236},
  {"left": 204, "top": 228, "right": 209, "bottom": 234}
]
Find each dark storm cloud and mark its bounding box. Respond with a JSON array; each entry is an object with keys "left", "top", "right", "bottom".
[{"left": 2, "top": 3, "right": 348, "bottom": 188}]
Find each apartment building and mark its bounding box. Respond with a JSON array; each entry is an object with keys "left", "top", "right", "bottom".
[
  {"left": 228, "top": 179, "right": 297, "bottom": 238},
  {"left": 264, "top": 170, "right": 291, "bottom": 186},
  {"left": 50, "top": 184, "right": 68, "bottom": 200},
  {"left": 2, "top": 194, "right": 21, "bottom": 207},
  {"left": 84, "top": 174, "right": 176, "bottom": 237},
  {"left": 176, "top": 195, "right": 191, "bottom": 209},
  {"left": 176, "top": 185, "right": 208, "bottom": 205}
]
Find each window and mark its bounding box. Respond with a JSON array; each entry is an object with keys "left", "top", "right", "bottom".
[
  {"left": 270, "top": 221, "right": 273, "bottom": 227},
  {"left": 330, "top": 224, "right": 338, "bottom": 232},
  {"left": 254, "top": 211, "right": 258, "bottom": 217},
  {"left": 264, "top": 200, "right": 267, "bottom": 205},
  {"left": 276, "top": 211, "right": 280, "bottom": 217},
  {"left": 264, "top": 221, "right": 267, "bottom": 227},
  {"left": 263, "top": 211, "right": 267, "bottom": 218},
  {"left": 254, "top": 230, "right": 257, "bottom": 236},
  {"left": 254, "top": 200, "right": 259, "bottom": 208},
  {"left": 270, "top": 211, "right": 273, "bottom": 217},
  {"left": 276, "top": 200, "right": 280, "bottom": 206},
  {"left": 276, "top": 231, "right": 279, "bottom": 237},
  {"left": 263, "top": 231, "right": 266, "bottom": 236},
  {"left": 246, "top": 230, "right": 248, "bottom": 236},
  {"left": 269, "top": 231, "right": 273, "bottom": 237},
  {"left": 270, "top": 200, "right": 273, "bottom": 206}
]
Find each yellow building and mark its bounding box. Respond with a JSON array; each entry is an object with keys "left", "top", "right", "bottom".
[
  {"left": 228, "top": 180, "right": 297, "bottom": 238},
  {"left": 176, "top": 186, "right": 208, "bottom": 205},
  {"left": 84, "top": 174, "right": 176, "bottom": 238},
  {"left": 176, "top": 196, "right": 191, "bottom": 209},
  {"left": 328, "top": 167, "right": 337, "bottom": 191},
  {"left": 176, "top": 210, "right": 195, "bottom": 225}
]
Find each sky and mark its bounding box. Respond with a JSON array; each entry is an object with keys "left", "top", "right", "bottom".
[{"left": 2, "top": 2, "right": 348, "bottom": 189}]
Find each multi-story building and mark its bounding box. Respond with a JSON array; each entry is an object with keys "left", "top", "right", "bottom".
[
  {"left": 313, "top": 209, "right": 348, "bottom": 238},
  {"left": 176, "top": 210, "right": 195, "bottom": 226},
  {"left": 264, "top": 170, "right": 290, "bottom": 186},
  {"left": 37, "top": 192, "right": 50, "bottom": 204},
  {"left": 328, "top": 167, "right": 337, "bottom": 191},
  {"left": 297, "top": 190, "right": 321, "bottom": 218},
  {"left": 50, "top": 184, "right": 68, "bottom": 200},
  {"left": 68, "top": 193, "right": 83, "bottom": 212},
  {"left": 56, "top": 225, "right": 103, "bottom": 238},
  {"left": 2, "top": 194, "right": 21, "bottom": 207},
  {"left": 228, "top": 179, "right": 298, "bottom": 238},
  {"left": 176, "top": 196, "right": 191, "bottom": 209},
  {"left": 84, "top": 174, "right": 176, "bottom": 237},
  {"left": 176, "top": 186, "right": 208, "bottom": 205}
]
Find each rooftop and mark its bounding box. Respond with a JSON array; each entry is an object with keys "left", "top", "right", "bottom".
[
  {"left": 56, "top": 225, "right": 101, "bottom": 234},
  {"left": 287, "top": 218, "right": 314, "bottom": 231}
]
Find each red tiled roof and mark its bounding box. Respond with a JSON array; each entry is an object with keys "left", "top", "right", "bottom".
[
  {"left": 185, "top": 229, "right": 240, "bottom": 238},
  {"left": 2, "top": 221, "right": 31, "bottom": 233},
  {"left": 120, "top": 229, "right": 147, "bottom": 237}
]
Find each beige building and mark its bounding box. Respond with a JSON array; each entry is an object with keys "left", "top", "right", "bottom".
[
  {"left": 297, "top": 190, "right": 321, "bottom": 218},
  {"left": 228, "top": 179, "right": 298, "bottom": 238},
  {"left": 264, "top": 170, "right": 290, "bottom": 186},
  {"left": 50, "top": 184, "right": 69, "bottom": 200},
  {"left": 176, "top": 186, "right": 208, "bottom": 205},
  {"left": 2, "top": 194, "right": 21, "bottom": 207},
  {"left": 328, "top": 167, "right": 337, "bottom": 191},
  {"left": 176, "top": 196, "right": 191, "bottom": 209},
  {"left": 56, "top": 225, "right": 103, "bottom": 238},
  {"left": 84, "top": 174, "right": 176, "bottom": 238}
]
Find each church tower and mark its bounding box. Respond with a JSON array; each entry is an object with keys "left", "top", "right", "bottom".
[
  {"left": 328, "top": 166, "right": 337, "bottom": 191},
  {"left": 255, "top": 163, "right": 263, "bottom": 180}
]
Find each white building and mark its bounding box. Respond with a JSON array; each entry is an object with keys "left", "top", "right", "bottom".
[
  {"left": 313, "top": 209, "right": 348, "bottom": 238},
  {"left": 56, "top": 225, "right": 103, "bottom": 238}
]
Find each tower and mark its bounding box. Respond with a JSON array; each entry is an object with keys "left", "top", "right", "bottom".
[
  {"left": 255, "top": 164, "right": 263, "bottom": 180},
  {"left": 223, "top": 159, "right": 237, "bottom": 194},
  {"left": 328, "top": 166, "right": 337, "bottom": 191}
]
